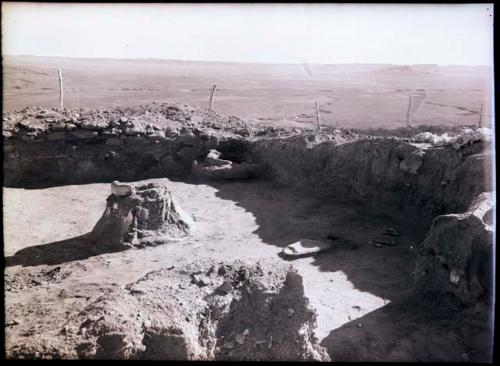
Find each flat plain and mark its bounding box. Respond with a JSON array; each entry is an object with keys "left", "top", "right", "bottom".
[{"left": 3, "top": 55, "right": 493, "bottom": 129}]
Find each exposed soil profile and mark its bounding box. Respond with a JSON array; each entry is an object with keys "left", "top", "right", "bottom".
[{"left": 3, "top": 103, "right": 494, "bottom": 361}]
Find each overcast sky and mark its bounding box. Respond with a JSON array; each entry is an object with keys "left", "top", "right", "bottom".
[{"left": 1, "top": 3, "right": 494, "bottom": 66}]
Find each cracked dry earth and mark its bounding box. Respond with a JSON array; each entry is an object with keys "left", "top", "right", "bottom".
[{"left": 4, "top": 176, "right": 426, "bottom": 360}]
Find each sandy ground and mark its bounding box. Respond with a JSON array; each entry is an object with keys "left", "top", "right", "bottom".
[{"left": 4, "top": 177, "right": 421, "bottom": 346}]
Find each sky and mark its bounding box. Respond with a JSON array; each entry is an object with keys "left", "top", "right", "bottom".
[{"left": 1, "top": 3, "right": 494, "bottom": 66}]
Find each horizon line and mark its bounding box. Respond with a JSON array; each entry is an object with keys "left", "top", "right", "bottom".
[{"left": 3, "top": 53, "right": 492, "bottom": 68}]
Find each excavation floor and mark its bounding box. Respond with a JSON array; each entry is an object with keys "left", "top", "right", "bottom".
[{"left": 3, "top": 178, "right": 482, "bottom": 361}]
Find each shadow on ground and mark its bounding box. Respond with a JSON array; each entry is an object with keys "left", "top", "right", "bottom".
[
  {"left": 320, "top": 294, "right": 493, "bottom": 362},
  {"left": 183, "top": 176, "right": 426, "bottom": 301},
  {"left": 5, "top": 233, "right": 126, "bottom": 267},
  {"left": 175, "top": 176, "right": 492, "bottom": 362}
]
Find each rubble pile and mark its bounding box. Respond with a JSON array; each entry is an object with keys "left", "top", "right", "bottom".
[
  {"left": 1, "top": 103, "right": 296, "bottom": 144},
  {"left": 413, "top": 127, "right": 493, "bottom": 149}
]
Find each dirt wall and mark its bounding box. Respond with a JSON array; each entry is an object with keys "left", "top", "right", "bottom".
[
  {"left": 3, "top": 105, "right": 493, "bottom": 221},
  {"left": 2, "top": 105, "right": 257, "bottom": 188},
  {"left": 414, "top": 192, "right": 494, "bottom": 305},
  {"left": 3, "top": 105, "right": 493, "bottom": 224},
  {"left": 251, "top": 134, "right": 493, "bottom": 221}
]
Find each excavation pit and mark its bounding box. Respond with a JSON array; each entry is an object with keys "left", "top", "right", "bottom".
[
  {"left": 3, "top": 104, "right": 494, "bottom": 361},
  {"left": 4, "top": 176, "right": 492, "bottom": 361}
]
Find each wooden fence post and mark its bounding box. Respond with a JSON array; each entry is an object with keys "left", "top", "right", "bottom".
[
  {"left": 315, "top": 100, "right": 321, "bottom": 132},
  {"left": 209, "top": 83, "right": 217, "bottom": 110},
  {"left": 406, "top": 94, "right": 412, "bottom": 127},
  {"left": 58, "top": 68, "right": 64, "bottom": 109},
  {"left": 478, "top": 103, "right": 483, "bottom": 128}
]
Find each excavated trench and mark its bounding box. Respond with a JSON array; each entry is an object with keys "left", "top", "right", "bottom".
[
  {"left": 3, "top": 119, "right": 493, "bottom": 232},
  {"left": 2, "top": 104, "right": 495, "bottom": 360}
]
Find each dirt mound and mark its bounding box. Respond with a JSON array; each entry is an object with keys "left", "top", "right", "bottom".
[
  {"left": 414, "top": 192, "right": 494, "bottom": 305},
  {"left": 47, "top": 260, "right": 330, "bottom": 360},
  {"left": 90, "top": 181, "right": 193, "bottom": 248}
]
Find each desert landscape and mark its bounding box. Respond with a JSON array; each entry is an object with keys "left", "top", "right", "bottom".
[
  {"left": 3, "top": 55, "right": 493, "bottom": 129},
  {"left": 2, "top": 3, "right": 495, "bottom": 362}
]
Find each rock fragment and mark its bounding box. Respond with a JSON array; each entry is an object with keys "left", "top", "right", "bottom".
[
  {"left": 215, "top": 281, "right": 232, "bottom": 295},
  {"left": 111, "top": 181, "right": 134, "bottom": 197},
  {"left": 381, "top": 227, "right": 401, "bottom": 237},
  {"left": 18, "top": 120, "right": 37, "bottom": 132},
  {"left": 279, "top": 239, "right": 333, "bottom": 259},
  {"left": 217, "top": 265, "right": 227, "bottom": 276},
  {"left": 370, "top": 237, "right": 396, "bottom": 246},
  {"left": 69, "top": 129, "right": 98, "bottom": 140},
  {"left": 81, "top": 120, "right": 108, "bottom": 130},
  {"left": 449, "top": 270, "right": 460, "bottom": 285},
  {"left": 326, "top": 233, "right": 339, "bottom": 241},
  {"left": 49, "top": 122, "right": 68, "bottom": 132},
  {"left": 235, "top": 334, "right": 245, "bottom": 345},
  {"left": 399, "top": 149, "right": 425, "bottom": 174}
]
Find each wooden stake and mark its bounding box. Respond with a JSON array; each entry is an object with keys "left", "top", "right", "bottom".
[
  {"left": 478, "top": 103, "right": 483, "bottom": 128},
  {"left": 315, "top": 100, "right": 321, "bottom": 132},
  {"left": 58, "top": 68, "right": 64, "bottom": 109},
  {"left": 406, "top": 94, "right": 412, "bottom": 127},
  {"left": 209, "top": 83, "right": 217, "bottom": 110}
]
